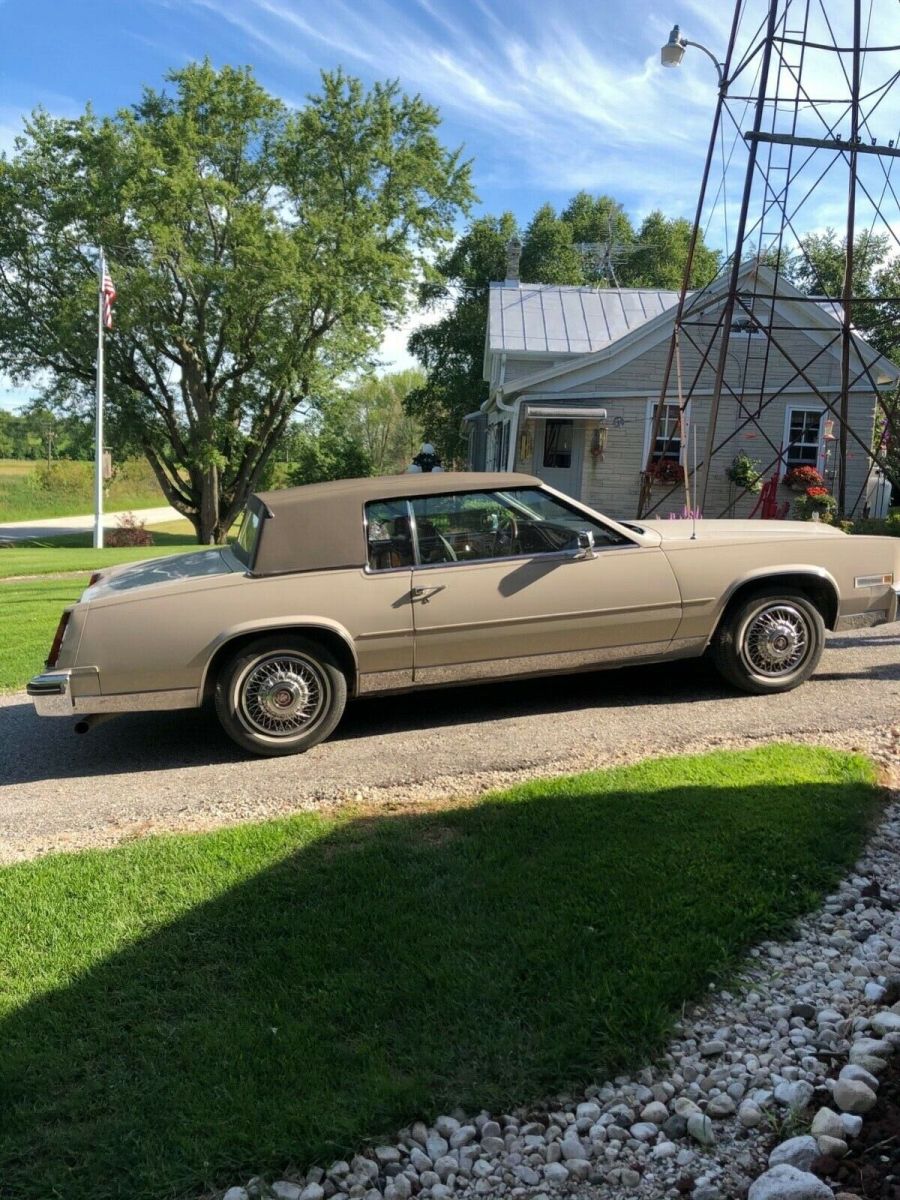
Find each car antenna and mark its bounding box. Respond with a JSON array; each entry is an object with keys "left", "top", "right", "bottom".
[{"left": 691, "top": 425, "right": 699, "bottom": 540}]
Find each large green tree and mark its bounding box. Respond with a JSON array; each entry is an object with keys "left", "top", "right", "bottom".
[
  {"left": 786, "top": 229, "right": 900, "bottom": 493},
  {"left": 407, "top": 195, "right": 720, "bottom": 458},
  {"left": 406, "top": 213, "right": 517, "bottom": 461},
  {"left": 0, "top": 62, "right": 472, "bottom": 541},
  {"left": 351, "top": 368, "right": 424, "bottom": 474}
]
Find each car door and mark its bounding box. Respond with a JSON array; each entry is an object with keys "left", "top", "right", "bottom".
[{"left": 406, "top": 487, "right": 683, "bottom": 685}]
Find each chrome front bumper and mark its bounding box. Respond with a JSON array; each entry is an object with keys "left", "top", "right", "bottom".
[{"left": 27, "top": 669, "right": 199, "bottom": 718}]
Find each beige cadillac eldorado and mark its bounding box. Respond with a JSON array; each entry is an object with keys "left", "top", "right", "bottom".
[{"left": 28, "top": 471, "right": 900, "bottom": 756}]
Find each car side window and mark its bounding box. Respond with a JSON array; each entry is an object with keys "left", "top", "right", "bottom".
[
  {"left": 366, "top": 489, "right": 632, "bottom": 571},
  {"left": 410, "top": 489, "right": 628, "bottom": 563},
  {"left": 365, "top": 500, "right": 415, "bottom": 570},
  {"left": 498, "top": 488, "right": 630, "bottom": 549}
]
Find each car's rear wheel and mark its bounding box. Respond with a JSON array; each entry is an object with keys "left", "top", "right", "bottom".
[
  {"left": 214, "top": 635, "right": 347, "bottom": 756},
  {"left": 710, "top": 588, "right": 825, "bottom": 695}
]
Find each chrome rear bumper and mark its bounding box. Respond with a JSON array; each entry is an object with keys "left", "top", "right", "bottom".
[
  {"left": 27, "top": 669, "right": 198, "bottom": 718},
  {"left": 26, "top": 671, "right": 75, "bottom": 716}
]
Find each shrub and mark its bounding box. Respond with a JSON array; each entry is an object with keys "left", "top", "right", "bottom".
[
  {"left": 793, "top": 488, "right": 837, "bottom": 522},
  {"left": 104, "top": 512, "right": 154, "bottom": 547}
]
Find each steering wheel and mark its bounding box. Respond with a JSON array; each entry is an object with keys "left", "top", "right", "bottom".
[
  {"left": 492, "top": 512, "right": 519, "bottom": 557},
  {"left": 436, "top": 530, "right": 458, "bottom": 562}
]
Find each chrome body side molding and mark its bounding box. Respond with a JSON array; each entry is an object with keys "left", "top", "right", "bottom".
[{"left": 357, "top": 636, "right": 706, "bottom": 695}]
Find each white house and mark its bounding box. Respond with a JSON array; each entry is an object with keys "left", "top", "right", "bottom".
[{"left": 466, "top": 258, "right": 898, "bottom": 519}]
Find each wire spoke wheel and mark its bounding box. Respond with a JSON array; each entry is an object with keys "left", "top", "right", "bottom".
[
  {"left": 711, "top": 589, "right": 825, "bottom": 696},
  {"left": 741, "top": 603, "right": 811, "bottom": 678},
  {"left": 237, "top": 652, "right": 330, "bottom": 738}
]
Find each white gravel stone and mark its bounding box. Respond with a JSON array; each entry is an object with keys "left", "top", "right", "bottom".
[
  {"left": 449, "top": 1125, "right": 477, "bottom": 1149},
  {"left": 748, "top": 1164, "right": 834, "bottom": 1200},
  {"left": 640, "top": 1100, "right": 668, "bottom": 1124},
  {"left": 575, "top": 1101, "right": 601, "bottom": 1123},
  {"left": 816, "top": 1135, "right": 848, "bottom": 1157},
  {"left": 433, "top": 1156, "right": 457, "bottom": 1182},
  {"left": 833, "top": 1076, "right": 878, "bottom": 1113},
  {"left": 810, "top": 1107, "right": 844, "bottom": 1139},
  {"left": 434, "top": 1116, "right": 460, "bottom": 1139},
  {"left": 687, "top": 1113, "right": 716, "bottom": 1146},
  {"left": 629, "top": 1122, "right": 658, "bottom": 1141},
  {"left": 871, "top": 1010, "right": 900, "bottom": 1035},
  {"left": 223, "top": 1189, "right": 249, "bottom": 1200},
  {"left": 541, "top": 1163, "right": 569, "bottom": 1184},
  {"left": 768, "top": 1136, "right": 819, "bottom": 1172},
  {"left": 839, "top": 1062, "right": 880, "bottom": 1090},
  {"left": 840, "top": 1112, "right": 864, "bottom": 1138},
  {"left": 271, "top": 1185, "right": 303, "bottom": 1200},
  {"left": 773, "top": 1080, "right": 814, "bottom": 1111},
  {"left": 425, "top": 1135, "right": 448, "bottom": 1161},
  {"left": 738, "top": 1100, "right": 764, "bottom": 1128},
  {"left": 706, "top": 1093, "right": 736, "bottom": 1118}
]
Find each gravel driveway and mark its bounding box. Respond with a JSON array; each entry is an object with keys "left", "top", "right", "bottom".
[{"left": 2, "top": 626, "right": 899, "bottom": 863}]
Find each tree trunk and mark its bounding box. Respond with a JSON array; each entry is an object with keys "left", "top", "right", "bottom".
[{"left": 199, "top": 462, "right": 226, "bottom": 544}]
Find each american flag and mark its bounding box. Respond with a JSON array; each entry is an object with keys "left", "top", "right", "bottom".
[{"left": 101, "top": 264, "right": 116, "bottom": 330}]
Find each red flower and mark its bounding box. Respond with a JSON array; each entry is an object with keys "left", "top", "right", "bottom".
[
  {"left": 785, "top": 465, "right": 824, "bottom": 488},
  {"left": 806, "top": 486, "right": 829, "bottom": 498}
]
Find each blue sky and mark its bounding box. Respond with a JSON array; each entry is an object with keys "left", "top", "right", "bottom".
[{"left": 2, "top": 0, "right": 898, "bottom": 409}]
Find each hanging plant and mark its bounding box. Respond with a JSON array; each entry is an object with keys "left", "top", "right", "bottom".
[{"left": 725, "top": 451, "right": 763, "bottom": 494}]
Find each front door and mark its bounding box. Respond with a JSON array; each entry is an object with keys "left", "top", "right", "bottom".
[
  {"left": 406, "top": 486, "right": 682, "bottom": 686},
  {"left": 536, "top": 418, "right": 582, "bottom": 495}
]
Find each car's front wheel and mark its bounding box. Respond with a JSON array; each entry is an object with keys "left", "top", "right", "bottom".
[
  {"left": 214, "top": 635, "right": 347, "bottom": 756},
  {"left": 710, "top": 588, "right": 825, "bottom": 695}
]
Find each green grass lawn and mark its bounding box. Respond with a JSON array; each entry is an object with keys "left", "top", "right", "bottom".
[
  {"left": 0, "top": 519, "right": 198, "bottom": 578},
  {"left": 0, "top": 521, "right": 229, "bottom": 690},
  {"left": 0, "top": 745, "right": 883, "bottom": 1200},
  {"left": 0, "top": 576, "right": 91, "bottom": 690}
]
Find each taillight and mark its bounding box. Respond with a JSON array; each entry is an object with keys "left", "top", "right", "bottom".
[{"left": 46, "top": 610, "right": 72, "bottom": 669}]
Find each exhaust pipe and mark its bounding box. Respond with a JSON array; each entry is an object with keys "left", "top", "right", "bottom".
[{"left": 73, "top": 713, "right": 116, "bottom": 735}]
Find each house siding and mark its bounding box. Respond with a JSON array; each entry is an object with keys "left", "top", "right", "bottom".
[{"left": 507, "top": 318, "right": 879, "bottom": 519}]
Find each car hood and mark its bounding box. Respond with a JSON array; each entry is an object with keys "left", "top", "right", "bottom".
[
  {"left": 83, "top": 547, "right": 241, "bottom": 600},
  {"left": 641, "top": 518, "right": 847, "bottom": 545}
]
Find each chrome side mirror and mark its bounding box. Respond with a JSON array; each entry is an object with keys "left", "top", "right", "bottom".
[{"left": 574, "top": 529, "right": 596, "bottom": 560}]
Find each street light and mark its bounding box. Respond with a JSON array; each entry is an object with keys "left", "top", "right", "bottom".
[{"left": 660, "top": 24, "right": 724, "bottom": 87}]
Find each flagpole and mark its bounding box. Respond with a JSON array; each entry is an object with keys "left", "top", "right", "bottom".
[{"left": 93, "top": 248, "right": 105, "bottom": 550}]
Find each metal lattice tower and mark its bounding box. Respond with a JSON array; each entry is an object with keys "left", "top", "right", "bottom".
[{"left": 639, "top": 0, "right": 900, "bottom": 520}]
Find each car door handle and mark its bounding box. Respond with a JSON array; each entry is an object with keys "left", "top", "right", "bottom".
[{"left": 411, "top": 585, "right": 445, "bottom": 603}]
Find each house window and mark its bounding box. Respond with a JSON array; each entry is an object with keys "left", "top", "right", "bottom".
[
  {"left": 647, "top": 402, "right": 684, "bottom": 464},
  {"left": 784, "top": 408, "right": 824, "bottom": 470},
  {"left": 543, "top": 419, "right": 573, "bottom": 468}
]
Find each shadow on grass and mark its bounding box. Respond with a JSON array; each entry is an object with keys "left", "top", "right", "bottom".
[{"left": 0, "top": 748, "right": 884, "bottom": 1200}]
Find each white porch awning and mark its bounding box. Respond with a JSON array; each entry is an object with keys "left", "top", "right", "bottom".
[{"left": 523, "top": 404, "right": 608, "bottom": 421}]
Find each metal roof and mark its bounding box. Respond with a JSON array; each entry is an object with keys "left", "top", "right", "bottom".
[{"left": 488, "top": 283, "right": 681, "bottom": 355}]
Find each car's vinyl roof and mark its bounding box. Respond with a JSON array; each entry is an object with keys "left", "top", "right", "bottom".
[
  {"left": 254, "top": 471, "right": 541, "bottom": 512},
  {"left": 250, "top": 472, "right": 543, "bottom": 575}
]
